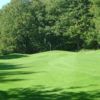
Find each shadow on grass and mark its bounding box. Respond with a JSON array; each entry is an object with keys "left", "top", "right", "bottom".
[
  {"left": 0, "top": 63, "right": 25, "bottom": 70},
  {"left": 67, "top": 84, "right": 97, "bottom": 89},
  {"left": 0, "top": 54, "right": 28, "bottom": 60},
  {"left": 0, "top": 71, "right": 44, "bottom": 83},
  {"left": 0, "top": 79, "right": 25, "bottom": 83},
  {"left": 0, "top": 86, "right": 100, "bottom": 100},
  {"left": 0, "top": 63, "right": 43, "bottom": 83},
  {"left": 0, "top": 71, "right": 36, "bottom": 76}
]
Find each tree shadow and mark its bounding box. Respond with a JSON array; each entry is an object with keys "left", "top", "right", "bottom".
[
  {"left": 0, "top": 63, "right": 25, "bottom": 70},
  {"left": 0, "top": 63, "right": 44, "bottom": 83},
  {"left": 0, "top": 79, "right": 25, "bottom": 83},
  {"left": 0, "top": 71, "right": 36, "bottom": 76},
  {"left": 0, "top": 54, "right": 28, "bottom": 60},
  {"left": 67, "top": 84, "right": 98, "bottom": 89},
  {"left": 0, "top": 70, "right": 44, "bottom": 83},
  {"left": 0, "top": 86, "right": 100, "bottom": 100}
]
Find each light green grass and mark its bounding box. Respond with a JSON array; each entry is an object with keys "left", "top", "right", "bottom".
[{"left": 0, "top": 50, "right": 100, "bottom": 100}]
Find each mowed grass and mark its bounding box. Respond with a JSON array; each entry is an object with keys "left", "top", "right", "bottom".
[{"left": 0, "top": 50, "right": 100, "bottom": 100}]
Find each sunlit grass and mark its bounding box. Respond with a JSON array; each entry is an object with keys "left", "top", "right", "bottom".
[{"left": 0, "top": 50, "right": 100, "bottom": 100}]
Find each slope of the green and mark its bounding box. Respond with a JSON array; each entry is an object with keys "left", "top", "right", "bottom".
[{"left": 0, "top": 51, "right": 100, "bottom": 100}]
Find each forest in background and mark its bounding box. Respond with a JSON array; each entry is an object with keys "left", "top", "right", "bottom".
[{"left": 0, "top": 0, "right": 100, "bottom": 54}]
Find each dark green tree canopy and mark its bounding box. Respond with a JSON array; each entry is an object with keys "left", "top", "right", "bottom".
[{"left": 0, "top": 0, "right": 99, "bottom": 54}]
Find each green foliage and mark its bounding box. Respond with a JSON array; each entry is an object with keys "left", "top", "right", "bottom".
[
  {"left": 44, "top": 0, "right": 98, "bottom": 50},
  {"left": 0, "top": 0, "right": 99, "bottom": 54}
]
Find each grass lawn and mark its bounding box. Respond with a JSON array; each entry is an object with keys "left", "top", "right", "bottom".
[{"left": 0, "top": 50, "right": 100, "bottom": 100}]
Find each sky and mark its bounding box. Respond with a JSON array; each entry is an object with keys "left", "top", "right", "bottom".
[{"left": 0, "top": 0, "right": 11, "bottom": 9}]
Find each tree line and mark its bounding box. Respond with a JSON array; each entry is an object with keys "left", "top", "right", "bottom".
[{"left": 0, "top": 0, "right": 100, "bottom": 54}]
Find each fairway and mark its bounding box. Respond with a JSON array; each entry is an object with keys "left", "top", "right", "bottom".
[{"left": 0, "top": 51, "right": 100, "bottom": 100}]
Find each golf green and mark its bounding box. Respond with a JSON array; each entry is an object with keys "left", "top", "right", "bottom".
[{"left": 0, "top": 50, "right": 100, "bottom": 100}]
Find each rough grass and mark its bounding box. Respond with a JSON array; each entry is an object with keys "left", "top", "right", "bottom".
[{"left": 0, "top": 50, "right": 100, "bottom": 100}]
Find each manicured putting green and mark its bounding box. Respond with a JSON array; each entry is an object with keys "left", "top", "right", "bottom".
[{"left": 0, "top": 50, "right": 100, "bottom": 100}]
